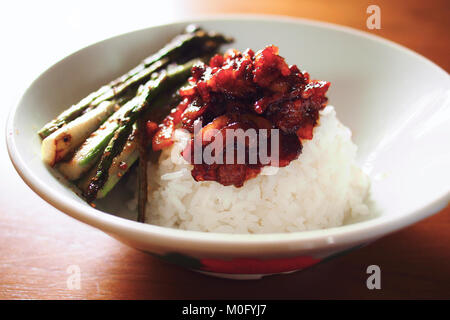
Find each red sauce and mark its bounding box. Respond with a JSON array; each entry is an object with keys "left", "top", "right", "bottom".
[
  {"left": 118, "top": 161, "right": 128, "bottom": 170},
  {"left": 151, "top": 45, "right": 330, "bottom": 187}
]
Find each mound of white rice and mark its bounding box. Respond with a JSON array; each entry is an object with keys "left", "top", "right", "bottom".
[{"left": 140, "top": 106, "right": 370, "bottom": 234}]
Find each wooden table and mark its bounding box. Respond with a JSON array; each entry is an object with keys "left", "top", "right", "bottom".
[{"left": 1, "top": 0, "right": 449, "bottom": 299}]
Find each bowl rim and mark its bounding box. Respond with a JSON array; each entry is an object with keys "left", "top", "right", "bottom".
[{"left": 6, "top": 14, "right": 450, "bottom": 252}]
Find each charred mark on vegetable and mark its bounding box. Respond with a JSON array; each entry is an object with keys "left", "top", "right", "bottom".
[{"left": 62, "top": 134, "right": 71, "bottom": 143}]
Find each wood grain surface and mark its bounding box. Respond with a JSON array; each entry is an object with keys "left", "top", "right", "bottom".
[{"left": 1, "top": 0, "right": 449, "bottom": 299}]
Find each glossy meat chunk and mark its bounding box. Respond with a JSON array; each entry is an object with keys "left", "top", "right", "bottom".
[{"left": 151, "top": 45, "right": 330, "bottom": 187}]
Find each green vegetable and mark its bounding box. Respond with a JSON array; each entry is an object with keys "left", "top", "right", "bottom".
[
  {"left": 84, "top": 60, "right": 198, "bottom": 202},
  {"left": 41, "top": 100, "right": 118, "bottom": 167},
  {"left": 58, "top": 95, "right": 142, "bottom": 180},
  {"left": 37, "top": 26, "right": 232, "bottom": 138},
  {"left": 78, "top": 124, "right": 139, "bottom": 199},
  {"left": 78, "top": 89, "right": 181, "bottom": 198}
]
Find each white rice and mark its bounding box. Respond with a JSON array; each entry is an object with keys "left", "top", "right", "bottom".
[{"left": 138, "top": 106, "right": 371, "bottom": 234}]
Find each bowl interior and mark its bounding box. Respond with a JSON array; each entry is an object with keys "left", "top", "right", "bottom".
[{"left": 8, "top": 17, "right": 450, "bottom": 240}]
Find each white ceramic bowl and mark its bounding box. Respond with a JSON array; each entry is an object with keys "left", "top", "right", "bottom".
[{"left": 6, "top": 16, "right": 450, "bottom": 279}]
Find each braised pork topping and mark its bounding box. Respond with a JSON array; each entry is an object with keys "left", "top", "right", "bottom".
[{"left": 151, "top": 45, "right": 330, "bottom": 187}]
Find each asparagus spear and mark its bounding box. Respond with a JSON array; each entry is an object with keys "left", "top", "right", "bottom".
[
  {"left": 38, "top": 59, "right": 167, "bottom": 139},
  {"left": 57, "top": 95, "right": 144, "bottom": 181},
  {"left": 58, "top": 65, "right": 185, "bottom": 181},
  {"left": 50, "top": 80, "right": 150, "bottom": 172},
  {"left": 85, "top": 60, "right": 197, "bottom": 202},
  {"left": 78, "top": 89, "right": 181, "bottom": 198},
  {"left": 78, "top": 124, "right": 139, "bottom": 199},
  {"left": 38, "top": 26, "right": 232, "bottom": 139},
  {"left": 41, "top": 100, "right": 119, "bottom": 166}
]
